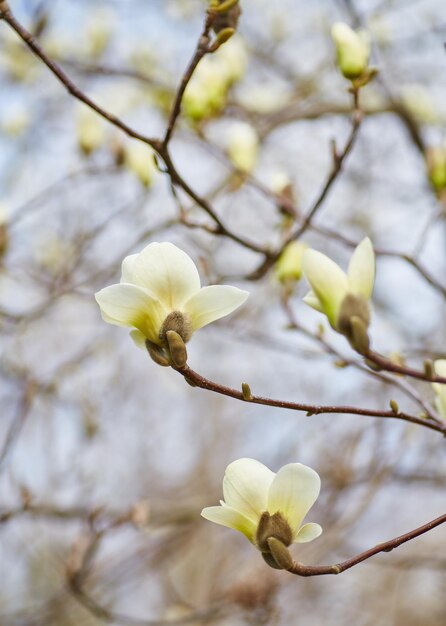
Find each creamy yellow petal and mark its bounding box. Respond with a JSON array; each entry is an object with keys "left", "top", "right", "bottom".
[
  {"left": 184, "top": 285, "right": 249, "bottom": 332},
  {"left": 201, "top": 505, "right": 257, "bottom": 542},
  {"left": 302, "top": 249, "right": 348, "bottom": 327},
  {"left": 294, "top": 522, "right": 323, "bottom": 544},
  {"left": 129, "top": 329, "right": 147, "bottom": 349},
  {"left": 123, "top": 242, "right": 201, "bottom": 309},
  {"left": 95, "top": 283, "right": 166, "bottom": 344},
  {"left": 223, "top": 458, "right": 275, "bottom": 521},
  {"left": 302, "top": 290, "right": 324, "bottom": 313},
  {"left": 347, "top": 237, "right": 375, "bottom": 300},
  {"left": 267, "top": 463, "right": 321, "bottom": 535}
]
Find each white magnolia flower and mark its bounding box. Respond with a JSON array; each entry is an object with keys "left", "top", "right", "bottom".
[
  {"left": 95, "top": 242, "right": 249, "bottom": 350},
  {"left": 302, "top": 237, "right": 375, "bottom": 332},
  {"left": 227, "top": 122, "right": 259, "bottom": 173},
  {"left": 201, "top": 458, "right": 322, "bottom": 550},
  {"left": 432, "top": 360, "right": 446, "bottom": 420},
  {"left": 331, "top": 22, "right": 370, "bottom": 81}
]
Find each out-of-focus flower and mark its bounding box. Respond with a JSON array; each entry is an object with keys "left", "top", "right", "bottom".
[
  {"left": 227, "top": 122, "right": 259, "bottom": 173},
  {"left": 1, "top": 32, "right": 40, "bottom": 82},
  {"left": 331, "top": 22, "right": 370, "bottom": 81},
  {"left": 76, "top": 106, "right": 105, "bottom": 156},
  {"left": 275, "top": 241, "right": 307, "bottom": 285},
  {"left": 124, "top": 142, "right": 157, "bottom": 187},
  {"left": 95, "top": 242, "right": 249, "bottom": 364},
  {"left": 202, "top": 458, "right": 322, "bottom": 568},
  {"left": 426, "top": 145, "right": 446, "bottom": 193},
  {"left": 401, "top": 84, "right": 439, "bottom": 124},
  {"left": 432, "top": 360, "right": 446, "bottom": 420},
  {"left": 35, "top": 236, "right": 77, "bottom": 276},
  {"left": 1, "top": 109, "right": 30, "bottom": 137},
  {"left": 0, "top": 203, "right": 9, "bottom": 260},
  {"left": 302, "top": 238, "right": 375, "bottom": 350},
  {"left": 86, "top": 8, "right": 115, "bottom": 59},
  {"left": 183, "top": 36, "right": 247, "bottom": 123}
]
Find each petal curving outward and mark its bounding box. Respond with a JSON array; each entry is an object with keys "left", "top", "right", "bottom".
[
  {"left": 129, "top": 329, "right": 147, "bottom": 350},
  {"left": 95, "top": 283, "right": 167, "bottom": 344},
  {"left": 267, "top": 463, "right": 321, "bottom": 536},
  {"left": 222, "top": 458, "right": 275, "bottom": 521},
  {"left": 347, "top": 237, "right": 375, "bottom": 300},
  {"left": 302, "top": 249, "right": 348, "bottom": 327},
  {"left": 201, "top": 505, "right": 257, "bottom": 542},
  {"left": 294, "top": 522, "right": 323, "bottom": 544},
  {"left": 119, "top": 242, "right": 201, "bottom": 309},
  {"left": 302, "top": 290, "right": 324, "bottom": 313},
  {"left": 120, "top": 253, "right": 140, "bottom": 284},
  {"left": 184, "top": 285, "right": 249, "bottom": 332}
]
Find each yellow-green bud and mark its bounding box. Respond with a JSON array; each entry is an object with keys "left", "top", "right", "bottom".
[
  {"left": 275, "top": 241, "right": 308, "bottom": 284},
  {"left": 331, "top": 22, "right": 370, "bottom": 81},
  {"left": 426, "top": 146, "right": 446, "bottom": 193}
]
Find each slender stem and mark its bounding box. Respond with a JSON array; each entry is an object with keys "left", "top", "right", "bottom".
[
  {"left": 173, "top": 365, "right": 446, "bottom": 435},
  {"left": 163, "top": 12, "right": 214, "bottom": 146},
  {"left": 288, "top": 512, "right": 446, "bottom": 576}
]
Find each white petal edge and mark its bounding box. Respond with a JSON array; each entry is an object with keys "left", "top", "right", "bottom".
[
  {"left": 201, "top": 505, "right": 257, "bottom": 543},
  {"left": 123, "top": 242, "right": 201, "bottom": 309},
  {"left": 302, "top": 249, "right": 348, "bottom": 327},
  {"left": 184, "top": 285, "right": 249, "bottom": 332},
  {"left": 302, "top": 290, "right": 324, "bottom": 313},
  {"left": 129, "top": 329, "right": 147, "bottom": 349},
  {"left": 347, "top": 237, "right": 375, "bottom": 300},
  {"left": 267, "top": 463, "right": 321, "bottom": 536},
  {"left": 294, "top": 522, "right": 323, "bottom": 544},
  {"left": 95, "top": 283, "right": 167, "bottom": 345},
  {"left": 121, "top": 253, "right": 140, "bottom": 284},
  {"left": 223, "top": 458, "right": 275, "bottom": 521}
]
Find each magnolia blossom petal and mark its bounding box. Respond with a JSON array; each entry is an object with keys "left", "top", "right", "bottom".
[
  {"left": 129, "top": 329, "right": 147, "bottom": 349},
  {"left": 121, "top": 242, "right": 201, "bottom": 309},
  {"left": 95, "top": 283, "right": 166, "bottom": 344},
  {"left": 184, "top": 285, "right": 249, "bottom": 331},
  {"left": 294, "top": 522, "right": 323, "bottom": 544},
  {"left": 223, "top": 458, "right": 275, "bottom": 521},
  {"left": 302, "top": 249, "right": 348, "bottom": 327},
  {"left": 121, "top": 253, "right": 140, "bottom": 284},
  {"left": 201, "top": 505, "right": 257, "bottom": 542},
  {"left": 302, "top": 290, "right": 324, "bottom": 313},
  {"left": 267, "top": 463, "right": 321, "bottom": 535},
  {"left": 347, "top": 237, "right": 375, "bottom": 300}
]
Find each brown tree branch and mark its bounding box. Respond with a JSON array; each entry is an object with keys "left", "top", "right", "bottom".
[
  {"left": 288, "top": 512, "right": 446, "bottom": 576},
  {"left": 173, "top": 364, "right": 446, "bottom": 435}
]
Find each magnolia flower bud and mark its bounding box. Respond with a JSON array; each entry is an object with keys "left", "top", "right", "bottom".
[
  {"left": 76, "top": 106, "right": 105, "bottom": 156},
  {"left": 275, "top": 241, "right": 308, "bottom": 285},
  {"left": 302, "top": 238, "right": 375, "bottom": 344},
  {"left": 426, "top": 145, "right": 446, "bottom": 193},
  {"left": 227, "top": 122, "right": 259, "bottom": 173},
  {"left": 432, "top": 360, "right": 446, "bottom": 421},
  {"left": 124, "top": 142, "right": 157, "bottom": 187},
  {"left": 331, "top": 22, "right": 370, "bottom": 81}
]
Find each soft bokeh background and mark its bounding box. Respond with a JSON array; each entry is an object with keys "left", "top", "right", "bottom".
[{"left": 1, "top": 0, "right": 446, "bottom": 624}]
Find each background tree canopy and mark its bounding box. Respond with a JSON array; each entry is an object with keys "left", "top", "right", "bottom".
[{"left": 1, "top": 0, "right": 446, "bottom": 624}]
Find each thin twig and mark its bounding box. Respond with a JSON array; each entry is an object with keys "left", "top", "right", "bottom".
[
  {"left": 173, "top": 365, "right": 446, "bottom": 435},
  {"left": 288, "top": 512, "right": 446, "bottom": 576}
]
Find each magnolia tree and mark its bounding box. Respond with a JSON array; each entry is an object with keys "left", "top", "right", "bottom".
[{"left": 1, "top": 0, "right": 446, "bottom": 624}]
